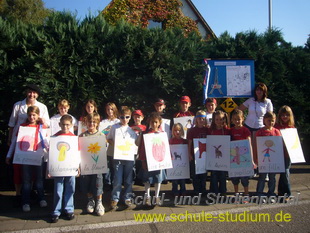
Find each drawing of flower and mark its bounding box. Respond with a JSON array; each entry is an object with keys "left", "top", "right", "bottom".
[{"left": 88, "top": 142, "right": 101, "bottom": 154}]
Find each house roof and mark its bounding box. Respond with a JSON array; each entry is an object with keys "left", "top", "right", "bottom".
[
  {"left": 183, "top": 0, "right": 217, "bottom": 39},
  {"left": 103, "top": 0, "right": 217, "bottom": 39}
]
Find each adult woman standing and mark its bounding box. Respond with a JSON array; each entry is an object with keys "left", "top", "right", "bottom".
[
  {"left": 6, "top": 84, "right": 50, "bottom": 204},
  {"left": 238, "top": 82, "right": 273, "bottom": 164}
]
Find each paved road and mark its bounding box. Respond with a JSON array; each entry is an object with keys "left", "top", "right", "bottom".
[{"left": 0, "top": 164, "right": 309, "bottom": 232}]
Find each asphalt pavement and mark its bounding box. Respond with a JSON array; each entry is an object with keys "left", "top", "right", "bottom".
[{"left": 0, "top": 164, "right": 309, "bottom": 233}]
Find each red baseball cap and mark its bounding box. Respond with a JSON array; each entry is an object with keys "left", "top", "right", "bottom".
[
  {"left": 180, "top": 96, "right": 191, "bottom": 103},
  {"left": 154, "top": 98, "right": 165, "bottom": 105},
  {"left": 132, "top": 109, "right": 144, "bottom": 116}
]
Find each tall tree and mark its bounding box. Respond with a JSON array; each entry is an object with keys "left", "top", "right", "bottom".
[{"left": 0, "top": 0, "right": 50, "bottom": 24}]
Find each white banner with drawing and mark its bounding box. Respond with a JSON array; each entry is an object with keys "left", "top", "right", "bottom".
[
  {"left": 143, "top": 132, "right": 172, "bottom": 171},
  {"left": 48, "top": 136, "right": 80, "bottom": 177},
  {"left": 79, "top": 135, "right": 107, "bottom": 175},
  {"left": 193, "top": 138, "right": 207, "bottom": 174},
  {"left": 206, "top": 135, "right": 230, "bottom": 171},
  {"left": 256, "top": 136, "right": 285, "bottom": 173},
  {"left": 228, "top": 139, "right": 254, "bottom": 177},
  {"left": 280, "top": 128, "right": 305, "bottom": 163},
  {"left": 113, "top": 127, "right": 137, "bottom": 161},
  {"left": 166, "top": 144, "right": 190, "bottom": 179}
]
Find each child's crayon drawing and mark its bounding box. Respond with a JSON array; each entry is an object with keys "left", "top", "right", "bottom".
[{"left": 57, "top": 142, "right": 70, "bottom": 161}]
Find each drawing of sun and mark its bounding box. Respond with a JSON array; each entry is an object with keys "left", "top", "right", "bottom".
[{"left": 88, "top": 142, "right": 101, "bottom": 154}]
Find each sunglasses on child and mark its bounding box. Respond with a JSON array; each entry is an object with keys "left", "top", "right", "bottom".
[{"left": 120, "top": 116, "right": 130, "bottom": 119}]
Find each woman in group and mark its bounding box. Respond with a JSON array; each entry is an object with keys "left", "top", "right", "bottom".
[
  {"left": 6, "top": 84, "right": 50, "bottom": 205},
  {"left": 238, "top": 82, "right": 273, "bottom": 165}
]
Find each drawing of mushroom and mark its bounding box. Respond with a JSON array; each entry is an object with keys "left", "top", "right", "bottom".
[{"left": 57, "top": 142, "right": 70, "bottom": 161}]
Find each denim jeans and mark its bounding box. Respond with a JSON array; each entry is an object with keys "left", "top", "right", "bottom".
[
  {"left": 278, "top": 158, "right": 291, "bottom": 196},
  {"left": 210, "top": 171, "right": 227, "bottom": 194},
  {"left": 80, "top": 174, "right": 103, "bottom": 197},
  {"left": 104, "top": 156, "right": 114, "bottom": 186},
  {"left": 256, "top": 173, "right": 276, "bottom": 196},
  {"left": 22, "top": 163, "right": 45, "bottom": 205},
  {"left": 190, "top": 160, "right": 207, "bottom": 195},
  {"left": 111, "top": 160, "right": 134, "bottom": 202},
  {"left": 53, "top": 176, "right": 75, "bottom": 216},
  {"left": 172, "top": 179, "right": 186, "bottom": 195}
]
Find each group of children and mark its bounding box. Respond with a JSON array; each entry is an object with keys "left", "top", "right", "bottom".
[{"left": 8, "top": 95, "right": 296, "bottom": 222}]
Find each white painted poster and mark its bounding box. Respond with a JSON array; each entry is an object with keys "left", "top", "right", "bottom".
[
  {"left": 100, "top": 121, "right": 113, "bottom": 136},
  {"left": 50, "top": 116, "right": 76, "bottom": 135},
  {"left": 143, "top": 132, "right": 172, "bottom": 171},
  {"left": 228, "top": 139, "right": 254, "bottom": 177},
  {"left": 78, "top": 121, "right": 88, "bottom": 135},
  {"left": 206, "top": 135, "right": 230, "bottom": 171},
  {"left": 113, "top": 127, "right": 137, "bottom": 161},
  {"left": 280, "top": 128, "right": 305, "bottom": 163},
  {"left": 79, "top": 135, "right": 108, "bottom": 175},
  {"left": 173, "top": 116, "right": 194, "bottom": 139},
  {"left": 50, "top": 118, "right": 61, "bottom": 136},
  {"left": 13, "top": 126, "right": 49, "bottom": 166},
  {"left": 256, "top": 136, "right": 285, "bottom": 173},
  {"left": 161, "top": 118, "right": 171, "bottom": 139},
  {"left": 48, "top": 136, "right": 80, "bottom": 177},
  {"left": 166, "top": 144, "right": 190, "bottom": 179},
  {"left": 193, "top": 138, "right": 207, "bottom": 174}
]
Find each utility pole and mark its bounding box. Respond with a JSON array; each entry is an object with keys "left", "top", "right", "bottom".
[{"left": 269, "top": 0, "right": 272, "bottom": 31}]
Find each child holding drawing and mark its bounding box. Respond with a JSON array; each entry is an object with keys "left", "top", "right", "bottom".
[
  {"left": 79, "top": 113, "right": 105, "bottom": 216},
  {"left": 101, "top": 102, "right": 120, "bottom": 190},
  {"left": 255, "top": 112, "right": 281, "bottom": 197},
  {"left": 19, "top": 106, "right": 48, "bottom": 212},
  {"left": 186, "top": 110, "right": 208, "bottom": 195},
  {"left": 137, "top": 112, "right": 167, "bottom": 206},
  {"left": 230, "top": 109, "right": 252, "bottom": 197},
  {"left": 50, "top": 115, "right": 77, "bottom": 223},
  {"left": 107, "top": 106, "right": 139, "bottom": 211},
  {"left": 209, "top": 110, "right": 230, "bottom": 195},
  {"left": 275, "top": 106, "right": 295, "bottom": 197},
  {"left": 169, "top": 123, "right": 188, "bottom": 196}
]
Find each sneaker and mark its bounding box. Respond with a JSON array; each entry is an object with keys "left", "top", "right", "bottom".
[
  {"left": 155, "top": 197, "right": 162, "bottom": 206},
  {"left": 125, "top": 199, "right": 133, "bottom": 208},
  {"left": 40, "top": 200, "right": 47, "bottom": 208},
  {"left": 110, "top": 200, "right": 118, "bottom": 211},
  {"left": 265, "top": 174, "right": 269, "bottom": 181},
  {"left": 67, "top": 213, "right": 75, "bottom": 220},
  {"left": 86, "top": 199, "right": 95, "bottom": 213},
  {"left": 95, "top": 202, "right": 105, "bottom": 216},
  {"left": 242, "top": 195, "right": 250, "bottom": 204},
  {"left": 51, "top": 215, "right": 59, "bottom": 223},
  {"left": 145, "top": 196, "right": 151, "bottom": 207},
  {"left": 22, "top": 204, "right": 30, "bottom": 212}
]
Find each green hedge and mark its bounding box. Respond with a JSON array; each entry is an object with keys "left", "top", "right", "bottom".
[{"left": 0, "top": 12, "right": 309, "bottom": 154}]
